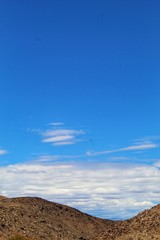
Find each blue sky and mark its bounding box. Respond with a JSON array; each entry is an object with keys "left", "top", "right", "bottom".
[{"left": 0, "top": 0, "right": 160, "bottom": 219}]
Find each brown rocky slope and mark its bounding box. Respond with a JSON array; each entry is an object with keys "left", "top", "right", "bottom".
[{"left": 0, "top": 196, "right": 159, "bottom": 240}]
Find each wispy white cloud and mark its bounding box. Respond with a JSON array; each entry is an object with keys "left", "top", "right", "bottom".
[
  {"left": 87, "top": 143, "right": 158, "bottom": 156},
  {"left": 120, "top": 143, "right": 158, "bottom": 151},
  {"left": 0, "top": 159, "right": 159, "bottom": 220},
  {"left": 0, "top": 149, "right": 8, "bottom": 155},
  {"left": 53, "top": 141, "right": 76, "bottom": 146},
  {"left": 42, "top": 129, "right": 85, "bottom": 137},
  {"left": 48, "top": 122, "right": 64, "bottom": 126},
  {"left": 41, "top": 128, "right": 85, "bottom": 146},
  {"left": 26, "top": 128, "right": 43, "bottom": 134},
  {"left": 108, "top": 156, "right": 131, "bottom": 161},
  {"left": 42, "top": 135, "right": 74, "bottom": 143},
  {"left": 134, "top": 136, "right": 160, "bottom": 145},
  {"left": 31, "top": 155, "right": 60, "bottom": 163}
]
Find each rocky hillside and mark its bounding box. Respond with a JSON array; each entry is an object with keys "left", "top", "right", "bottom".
[{"left": 0, "top": 196, "right": 159, "bottom": 240}]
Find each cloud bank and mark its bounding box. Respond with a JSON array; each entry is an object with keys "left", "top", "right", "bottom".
[{"left": 0, "top": 159, "right": 159, "bottom": 220}]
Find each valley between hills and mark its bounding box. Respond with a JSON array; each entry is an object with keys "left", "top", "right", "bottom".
[{"left": 0, "top": 196, "right": 160, "bottom": 240}]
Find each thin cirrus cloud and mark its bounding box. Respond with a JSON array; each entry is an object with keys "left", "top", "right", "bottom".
[
  {"left": 48, "top": 122, "right": 64, "bottom": 126},
  {"left": 41, "top": 128, "right": 85, "bottom": 146},
  {"left": 0, "top": 149, "right": 8, "bottom": 155},
  {"left": 87, "top": 143, "right": 158, "bottom": 156},
  {"left": 42, "top": 135, "right": 74, "bottom": 143},
  {"left": 53, "top": 141, "right": 76, "bottom": 146}
]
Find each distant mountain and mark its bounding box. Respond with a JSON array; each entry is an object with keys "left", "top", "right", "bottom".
[{"left": 0, "top": 196, "right": 159, "bottom": 240}]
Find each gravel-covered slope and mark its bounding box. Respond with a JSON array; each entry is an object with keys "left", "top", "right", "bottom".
[{"left": 0, "top": 196, "right": 159, "bottom": 240}]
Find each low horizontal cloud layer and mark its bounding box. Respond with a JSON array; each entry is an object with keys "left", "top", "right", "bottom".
[{"left": 0, "top": 159, "right": 159, "bottom": 220}]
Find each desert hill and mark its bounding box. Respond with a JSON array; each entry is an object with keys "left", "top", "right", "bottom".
[{"left": 0, "top": 196, "right": 159, "bottom": 240}]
